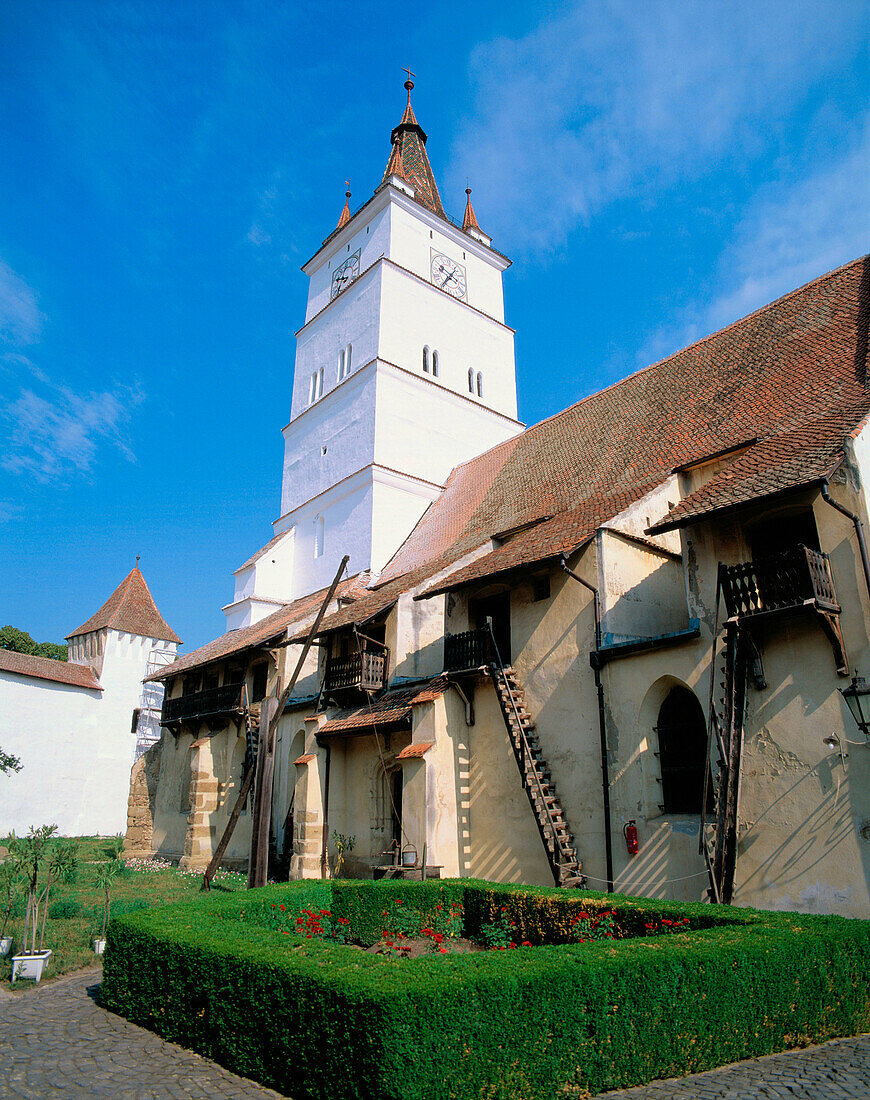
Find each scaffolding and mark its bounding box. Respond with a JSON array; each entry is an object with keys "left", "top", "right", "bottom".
[{"left": 134, "top": 647, "right": 177, "bottom": 759}]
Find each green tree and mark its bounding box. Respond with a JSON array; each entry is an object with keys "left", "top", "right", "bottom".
[
  {"left": 0, "top": 625, "right": 37, "bottom": 654},
  {"left": 0, "top": 625, "right": 67, "bottom": 662},
  {"left": 0, "top": 748, "right": 22, "bottom": 775}
]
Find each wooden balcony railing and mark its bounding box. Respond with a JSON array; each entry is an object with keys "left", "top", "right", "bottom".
[
  {"left": 444, "top": 627, "right": 494, "bottom": 672},
  {"left": 720, "top": 545, "right": 840, "bottom": 620},
  {"left": 162, "top": 683, "right": 243, "bottom": 725},
  {"left": 324, "top": 650, "right": 387, "bottom": 693}
]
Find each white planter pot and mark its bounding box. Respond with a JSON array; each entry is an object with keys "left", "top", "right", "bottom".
[
  {"left": 0, "top": 936, "right": 11, "bottom": 957},
  {"left": 11, "top": 949, "right": 52, "bottom": 983},
  {"left": 93, "top": 939, "right": 106, "bottom": 956}
]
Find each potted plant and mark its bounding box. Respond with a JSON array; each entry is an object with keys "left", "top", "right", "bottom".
[
  {"left": 93, "top": 849, "right": 125, "bottom": 955},
  {"left": 8, "top": 825, "right": 78, "bottom": 982},
  {"left": 0, "top": 854, "right": 21, "bottom": 956}
]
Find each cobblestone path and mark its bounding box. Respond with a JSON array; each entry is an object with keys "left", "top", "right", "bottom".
[
  {"left": 2, "top": 967, "right": 869, "bottom": 1098},
  {"left": 0, "top": 969, "right": 286, "bottom": 1099}
]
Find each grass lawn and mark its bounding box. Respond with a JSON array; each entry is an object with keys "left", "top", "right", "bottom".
[{"left": 1, "top": 836, "right": 245, "bottom": 989}]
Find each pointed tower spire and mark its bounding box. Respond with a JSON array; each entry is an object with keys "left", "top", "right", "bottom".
[
  {"left": 337, "top": 181, "right": 352, "bottom": 229},
  {"left": 66, "top": 565, "right": 181, "bottom": 644},
  {"left": 381, "top": 71, "right": 445, "bottom": 218},
  {"left": 462, "top": 186, "right": 481, "bottom": 232}
]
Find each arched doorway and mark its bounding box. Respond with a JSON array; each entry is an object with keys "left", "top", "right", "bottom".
[{"left": 656, "top": 687, "right": 710, "bottom": 814}]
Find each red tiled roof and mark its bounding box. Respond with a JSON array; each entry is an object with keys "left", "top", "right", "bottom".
[
  {"left": 0, "top": 650, "right": 102, "bottom": 690},
  {"left": 396, "top": 741, "right": 434, "bottom": 759},
  {"left": 68, "top": 567, "right": 181, "bottom": 644},
  {"left": 302, "top": 256, "right": 870, "bottom": 630},
  {"left": 318, "top": 677, "right": 448, "bottom": 735},
  {"left": 462, "top": 188, "right": 481, "bottom": 232},
  {"left": 294, "top": 753, "right": 316, "bottom": 765},
  {"left": 381, "top": 82, "right": 445, "bottom": 218},
  {"left": 146, "top": 574, "right": 369, "bottom": 682}
]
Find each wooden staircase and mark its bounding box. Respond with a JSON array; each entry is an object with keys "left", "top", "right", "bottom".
[{"left": 490, "top": 665, "right": 584, "bottom": 888}]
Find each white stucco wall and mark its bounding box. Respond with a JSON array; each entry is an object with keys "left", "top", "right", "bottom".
[{"left": 1, "top": 631, "right": 177, "bottom": 837}]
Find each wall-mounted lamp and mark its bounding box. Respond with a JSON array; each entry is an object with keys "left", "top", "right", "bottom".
[
  {"left": 823, "top": 733, "right": 848, "bottom": 761},
  {"left": 839, "top": 672, "right": 870, "bottom": 738}
]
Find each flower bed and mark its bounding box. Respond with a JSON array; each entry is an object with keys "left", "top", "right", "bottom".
[{"left": 102, "top": 879, "right": 870, "bottom": 1100}]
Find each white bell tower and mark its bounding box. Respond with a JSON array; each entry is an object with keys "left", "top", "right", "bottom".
[{"left": 224, "top": 78, "right": 523, "bottom": 627}]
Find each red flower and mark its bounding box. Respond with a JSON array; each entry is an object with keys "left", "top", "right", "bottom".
[
  {"left": 279, "top": 904, "right": 286, "bottom": 911},
  {"left": 522, "top": 941, "right": 532, "bottom": 947},
  {"left": 438, "top": 947, "right": 447, "bottom": 953}
]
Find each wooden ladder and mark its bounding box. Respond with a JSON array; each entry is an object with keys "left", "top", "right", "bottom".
[
  {"left": 700, "top": 619, "right": 748, "bottom": 904},
  {"left": 490, "top": 664, "right": 584, "bottom": 888}
]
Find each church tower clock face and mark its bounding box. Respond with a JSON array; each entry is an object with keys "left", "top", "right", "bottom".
[
  {"left": 331, "top": 250, "right": 361, "bottom": 299},
  {"left": 430, "top": 251, "right": 467, "bottom": 300}
]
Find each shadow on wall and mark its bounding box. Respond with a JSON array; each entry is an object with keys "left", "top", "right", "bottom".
[{"left": 737, "top": 751, "right": 860, "bottom": 912}]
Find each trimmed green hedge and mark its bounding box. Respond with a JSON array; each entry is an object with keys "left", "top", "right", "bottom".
[{"left": 102, "top": 879, "right": 870, "bottom": 1100}]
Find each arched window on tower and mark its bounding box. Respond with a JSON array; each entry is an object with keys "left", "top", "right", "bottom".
[
  {"left": 656, "top": 686, "right": 711, "bottom": 814},
  {"left": 346, "top": 343, "right": 352, "bottom": 373},
  {"left": 467, "top": 368, "right": 474, "bottom": 393},
  {"left": 338, "top": 348, "right": 346, "bottom": 380},
  {"left": 423, "top": 346, "right": 430, "bottom": 373},
  {"left": 476, "top": 372, "right": 483, "bottom": 398},
  {"left": 432, "top": 350, "right": 439, "bottom": 377}
]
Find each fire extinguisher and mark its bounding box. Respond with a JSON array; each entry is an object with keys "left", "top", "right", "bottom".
[{"left": 623, "top": 819, "right": 639, "bottom": 856}]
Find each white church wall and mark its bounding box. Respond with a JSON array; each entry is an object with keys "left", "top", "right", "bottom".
[
  {"left": 282, "top": 365, "right": 378, "bottom": 516},
  {"left": 369, "top": 469, "right": 441, "bottom": 574},
  {"left": 387, "top": 195, "right": 507, "bottom": 322},
  {"left": 373, "top": 361, "right": 523, "bottom": 489},
  {"left": 291, "top": 265, "right": 382, "bottom": 420},
  {"left": 303, "top": 202, "right": 391, "bottom": 323},
  {"left": 377, "top": 262, "right": 518, "bottom": 419},
  {"left": 0, "top": 630, "right": 174, "bottom": 837},
  {"left": 282, "top": 470, "right": 374, "bottom": 596}
]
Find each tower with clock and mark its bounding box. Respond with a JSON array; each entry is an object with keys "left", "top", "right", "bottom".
[{"left": 223, "top": 78, "right": 524, "bottom": 627}]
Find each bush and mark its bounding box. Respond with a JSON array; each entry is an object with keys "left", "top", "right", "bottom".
[
  {"left": 102, "top": 879, "right": 870, "bottom": 1100},
  {"left": 48, "top": 899, "right": 83, "bottom": 920}
]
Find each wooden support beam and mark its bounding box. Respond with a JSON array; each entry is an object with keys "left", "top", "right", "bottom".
[{"left": 203, "top": 554, "right": 350, "bottom": 891}]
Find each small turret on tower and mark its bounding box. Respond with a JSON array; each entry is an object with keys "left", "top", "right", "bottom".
[
  {"left": 337, "top": 183, "right": 352, "bottom": 230},
  {"left": 462, "top": 186, "right": 492, "bottom": 247}
]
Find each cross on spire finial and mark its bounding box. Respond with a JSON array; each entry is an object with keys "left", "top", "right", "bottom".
[
  {"left": 135, "top": 554, "right": 140, "bottom": 567},
  {"left": 402, "top": 66, "right": 415, "bottom": 96}
]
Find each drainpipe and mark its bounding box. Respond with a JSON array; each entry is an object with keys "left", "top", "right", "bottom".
[
  {"left": 559, "top": 554, "right": 614, "bottom": 893},
  {"left": 821, "top": 482, "right": 870, "bottom": 605}
]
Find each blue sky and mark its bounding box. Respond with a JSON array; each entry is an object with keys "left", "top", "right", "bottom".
[{"left": 1, "top": 0, "right": 868, "bottom": 652}]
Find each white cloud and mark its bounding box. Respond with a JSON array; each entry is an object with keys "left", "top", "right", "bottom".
[
  {"left": 0, "top": 261, "right": 42, "bottom": 345},
  {"left": 636, "top": 121, "right": 870, "bottom": 367},
  {"left": 1, "top": 381, "right": 144, "bottom": 482},
  {"left": 447, "top": 0, "right": 867, "bottom": 253},
  {"left": 0, "top": 258, "right": 145, "bottom": 483}
]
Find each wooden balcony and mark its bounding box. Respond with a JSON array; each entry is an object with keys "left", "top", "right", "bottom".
[
  {"left": 324, "top": 650, "right": 387, "bottom": 694},
  {"left": 161, "top": 683, "right": 243, "bottom": 726},
  {"left": 720, "top": 545, "right": 840, "bottom": 619},
  {"left": 719, "top": 544, "right": 847, "bottom": 674},
  {"left": 444, "top": 627, "right": 494, "bottom": 672}
]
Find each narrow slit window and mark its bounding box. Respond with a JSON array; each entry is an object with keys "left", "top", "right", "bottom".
[
  {"left": 423, "top": 346, "right": 430, "bottom": 373},
  {"left": 432, "top": 350, "right": 439, "bottom": 377},
  {"left": 338, "top": 348, "right": 346, "bottom": 380},
  {"left": 467, "top": 368, "right": 474, "bottom": 393},
  {"left": 476, "top": 372, "right": 483, "bottom": 398},
  {"left": 314, "top": 515, "right": 325, "bottom": 558}
]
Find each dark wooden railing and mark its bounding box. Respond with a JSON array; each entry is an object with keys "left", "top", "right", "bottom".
[
  {"left": 162, "top": 683, "right": 243, "bottom": 725},
  {"left": 720, "top": 545, "right": 840, "bottom": 619},
  {"left": 324, "top": 650, "right": 387, "bottom": 693},
  {"left": 444, "top": 627, "right": 494, "bottom": 672}
]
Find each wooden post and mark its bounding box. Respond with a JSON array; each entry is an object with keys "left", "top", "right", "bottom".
[
  {"left": 202, "top": 554, "right": 350, "bottom": 891},
  {"left": 247, "top": 697, "right": 277, "bottom": 889}
]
